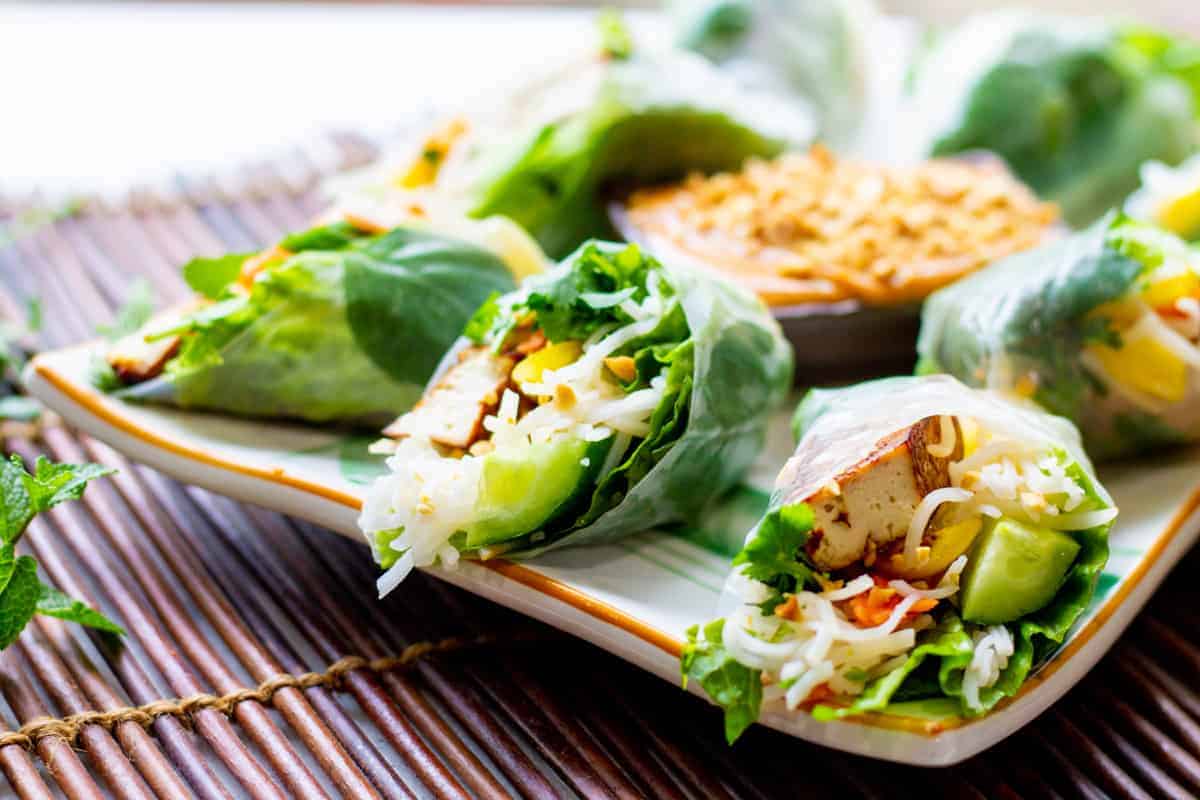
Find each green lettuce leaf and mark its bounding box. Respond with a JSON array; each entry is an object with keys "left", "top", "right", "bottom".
[
  {"left": 466, "top": 52, "right": 800, "bottom": 258},
  {"left": 112, "top": 224, "right": 516, "bottom": 425},
  {"left": 183, "top": 254, "right": 252, "bottom": 300},
  {"left": 917, "top": 13, "right": 1200, "bottom": 227},
  {"left": 681, "top": 618, "right": 762, "bottom": 743}
]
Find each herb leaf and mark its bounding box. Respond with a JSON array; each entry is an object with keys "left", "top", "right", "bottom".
[
  {"left": 732, "top": 502, "right": 815, "bottom": 590},
  {"left": 35, "top": 583, "right": 124, "bottom": 635},
  {"left": 0, "top": 555, "right": 41, "bottom": 650},
  {"left": 182, "top": 254, "right": 251, "bottom": 300},
  {"left": 681, "top": 619, "right": 762, "bottom": 743}
]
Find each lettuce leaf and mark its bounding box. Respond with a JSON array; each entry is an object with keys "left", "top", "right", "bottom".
[
  {"left": 112, "top": 225, "right": 515, "bottom": 425},
  {"left": 917, "top": 14, "right": 1200, "bottom": 226},
  {"left": 466, "top": 52, "right": 800, "bottom": 258},
  {"left": 681, "top": 618, "right": 762, "bottom": 744}
]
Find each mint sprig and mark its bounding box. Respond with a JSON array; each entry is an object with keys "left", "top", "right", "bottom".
[{"left": 0, "top": 454, "right": 124, "bottom": 647}]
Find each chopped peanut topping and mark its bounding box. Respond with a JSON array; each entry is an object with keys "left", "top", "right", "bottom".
[
  {"left": 625, "top": 145, "right": 1058, "bottom": 306},
  {"left": 604, "top": 355, "right": 638, "bottom": 382},
  {"left": 774, "top": 594, "right": 799, "bottom": 620},
  {"left": 553, "top": 383, "right": 576, "bottom": 409},
  {"left": 468, "top": 440, "right": 495, "bottom": 457}
]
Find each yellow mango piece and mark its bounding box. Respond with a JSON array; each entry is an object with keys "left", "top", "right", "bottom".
[
  {"left": 1158, "top": 188, "right": 1200, "bottom": 240},
  {"left": 1089, "top": 299, "right": 1144, "bottom": 329},
  {"left": 512, "top": 341, "right": 582, "bottom": 386},
  {"left": 879, "top": 515, "right": 983, "bottom": 581},
  {"left": 1141, "top": 270, "right": 1200, "bottom": 310},
  {"left": 1088, "top": 336, "right": 1189, "bottom": 403}
]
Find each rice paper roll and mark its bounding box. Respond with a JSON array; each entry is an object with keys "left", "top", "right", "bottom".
[
  {"left": 359, "top": 240, "right": 793, "bottom": 593},
  {"left": 102, "top": 221, "right": 519, "bottom": 425},
  {"left": 683, "top": 375, "right": 1113, "bottom": 743},
  {"left": 918, "top": 213, "right": 1200, "bottom": 459}
]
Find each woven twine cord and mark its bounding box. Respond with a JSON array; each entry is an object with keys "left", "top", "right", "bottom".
[{"left": 0, "top": 633, "right": 501, "bottom": 750}]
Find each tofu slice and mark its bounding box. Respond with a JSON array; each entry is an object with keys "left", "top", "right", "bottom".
[
  {"left": 383, "top": 347, "right": 515, "bottom": 449},
  {"left": 804, "top": 416, "right": 962, "bottom": 571},
  {"left": 107, "top": 330, "right": 181, "bottom": 384}
]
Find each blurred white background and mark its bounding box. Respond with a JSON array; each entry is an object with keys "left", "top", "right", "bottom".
[{"left": 1, "top": 2, "right": 1195, "bottom": 197}]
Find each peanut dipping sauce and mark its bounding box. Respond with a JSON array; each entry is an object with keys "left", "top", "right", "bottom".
[{"left": 622, "top": 145, "right": 1059, "bottom": 307}]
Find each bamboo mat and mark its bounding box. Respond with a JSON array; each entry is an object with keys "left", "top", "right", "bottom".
[{"left": 1, "top": 138, "right": 1199, "bottom": 800}]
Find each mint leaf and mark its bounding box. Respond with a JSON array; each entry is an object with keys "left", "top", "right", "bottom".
[
  {"left": 23, "top": 457, "right": 114, "bottom": 514},
  {"left": 0, "top": 455, "right": 114, "bottom": 545},
  {"left": 0, "top": 555, "right": 41, "bottom": 649},
  {"left": 35, "top": 583, "right": 123, "bottom": 635},
  {"left": 0, "top": 545, "right": 17, "bottom": 597},
  {"left": 682, "top": 619, "right": 762, "bottom": 743},
  {"left": 98, "top": 279, "right": 155, "bottom": 341},
  {"left": 732, "top": 502, "right": 815, "bottom": 590},
  {"left": 182, "top": 254, "right": 251, "bottom": 300}
]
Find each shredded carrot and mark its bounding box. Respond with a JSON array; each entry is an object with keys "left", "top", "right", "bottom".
[
  {"left": 515, "top": 330, "right": 547, "bottom": 356},
  {"left": 238, "top": 245, "right": 292, "bottom": 288},
  {"left": 847, "top": 575, "right": 938, "bottom": 628},
  {"left": 773, "top": 594, "right": 799, "bottom": 621},
  {"left": 343, "top": 212, "right": 388, "bottom": 235},
  {"left": 804, "top": 682, "right": 836, "bottom": 706}
]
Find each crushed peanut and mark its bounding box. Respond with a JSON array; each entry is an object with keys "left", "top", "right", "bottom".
[
  {"left": 604, "top": 356, "right": 638, "bottom": 382},
  {"left": 468, "top": 440, "right": 495, "bottom": 457},
  {"left": 554, "top": 383, "right": 576, "bottom": 409},
  {"left": 624, "top": 145, "right": 1058, "bottom": 306}
]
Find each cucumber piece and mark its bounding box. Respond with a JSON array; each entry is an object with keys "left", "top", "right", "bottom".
[
  {"left": 466, "top": 435, "right": 613, "bottom": 548},
  {"left": 959, "top": 518, "right": 1081, "bottom": 625}
]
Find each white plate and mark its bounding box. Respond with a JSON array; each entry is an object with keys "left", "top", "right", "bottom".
[{"left": 26, "top": 344, "right": 1200, "bottom": 766}]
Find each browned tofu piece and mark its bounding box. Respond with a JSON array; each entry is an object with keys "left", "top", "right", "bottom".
[
  {"left": 107, "top": 332, "right": 181, "bottom": 384},
  {"left": 804, "top": 416, "right": 963, "bottom": 571},
  {"left": 383, "top": 347, "right": 515, "bottom": 449}
]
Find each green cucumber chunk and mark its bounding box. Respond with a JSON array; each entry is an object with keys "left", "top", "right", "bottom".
[
  {"left": 959, "top": 518, "right": 1081, "bottom": 625},
  {"left": 466, "top": 435, "right": 613, "bottom": 548}
]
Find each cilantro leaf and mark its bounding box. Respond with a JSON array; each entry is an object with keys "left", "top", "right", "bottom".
[
  {"left": 732, "top": 502, "right": 815, "bottom": 590},
  {"left": 35, "top": 583, "right": 123, "bottom": 635},
  {"left": 182, "top": 254, "right": 251, "bottom": 300},
  {"left": 517, "top": 242, "right": 654, "bottom": 343},
  {"left": 681, "top": 619, "right": 762, "bottom": 743},
  {"left": 97, "top": 279, "right": 155, "bottom": 341}
]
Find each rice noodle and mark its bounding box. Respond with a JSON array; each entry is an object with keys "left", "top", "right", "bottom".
[
  {"left": 926, "top": 414, "right": 958, "bottom": 458},
  {"left": 904, "top": 488, "right": 973, "bottom": 566}
]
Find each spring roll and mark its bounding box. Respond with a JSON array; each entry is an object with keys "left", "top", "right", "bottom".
[
  {"left": 359, "top": 241, "right": 793, "bottom": 593},
  {"left": 683, "top": 376, "right": 1113, "bottom": 742},
  {"left": 101, "top": 220, "right": 519, "bottom": 425},
  {"left": 918, "top": 213, "right": 1200, "bottom": 459}
]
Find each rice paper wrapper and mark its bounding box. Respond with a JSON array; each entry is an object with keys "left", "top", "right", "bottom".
[
  {"left": 916, "top": 214, "right": 1200, "bottom": 460},
  {"left": 736, "top": 375, "right": 1115, "bottom": 717},
  {"left": 433, "top": 248, "right": 794, "bottom": 558},
  {"left": 783, "top": 374, "right": 1106, "bottom": 515}
]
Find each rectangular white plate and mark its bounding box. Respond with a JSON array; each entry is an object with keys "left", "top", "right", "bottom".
[{"left": 26, "top": 344, "right": 1200, "bottom": 765}]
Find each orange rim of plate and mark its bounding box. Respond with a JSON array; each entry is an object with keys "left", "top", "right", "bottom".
[{"left": 32, "top": 347, "right": 1200, "bottom": 738}]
